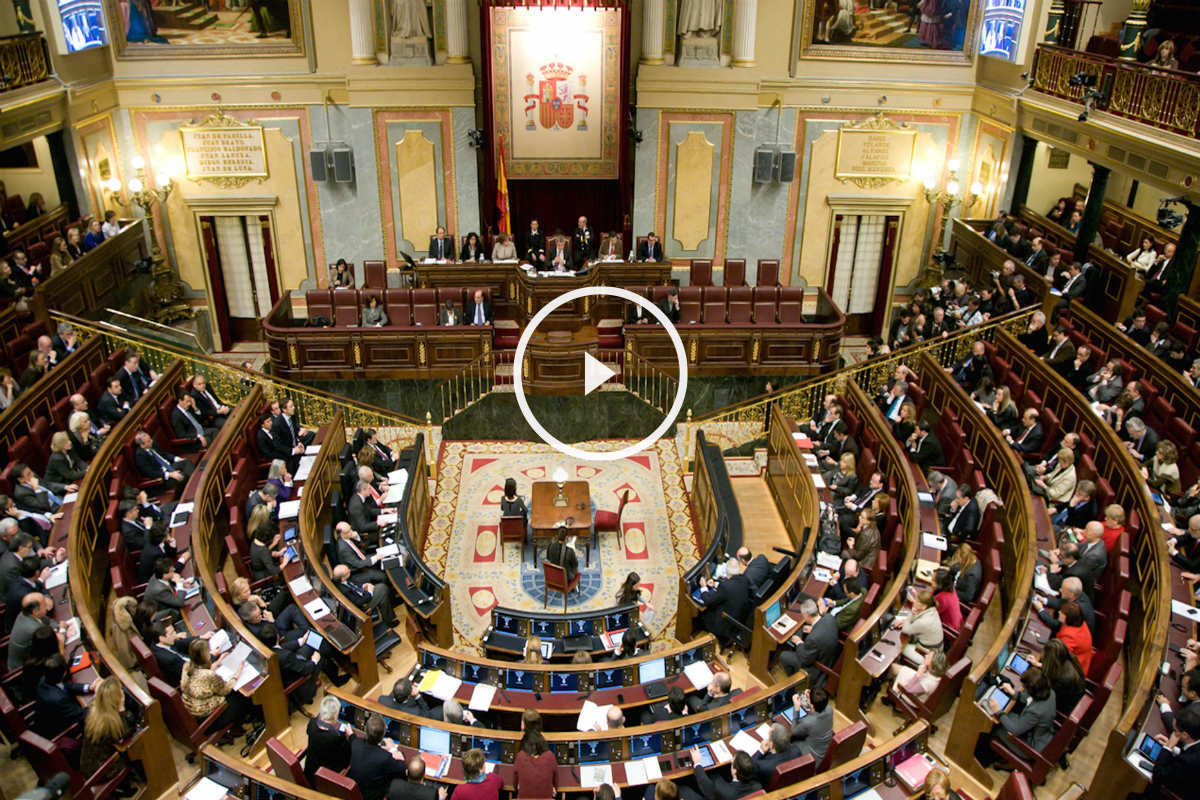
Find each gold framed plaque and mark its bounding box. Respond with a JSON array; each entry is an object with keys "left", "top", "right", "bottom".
[{"left": 179, "top": 111, "right": 268, "bottom": 188}]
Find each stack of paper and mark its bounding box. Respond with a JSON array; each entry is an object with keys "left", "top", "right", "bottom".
[
  {"left": 623, "top": 760, "right": 648, "bottom": 786},
  {"left": 580, "top": 764, "right": 613, "bottom": 789},
  {"left": 728, "top": 730, "right": 760, "bottom": 755},
  {"left": 816, "top": 552, "right": 842, "bottom": 571},
  {"left": 420, "top": 753, "right": 450, "bottom": 778},
  {"left": 288, "top": 575, "right": 313, "bottom": 595},
  {"left": 811, "top": 473, "right": 826, "bottom": 489},
  {"left": 295, "top": 456, "right": 317, "bottom": 481},
  {"left": 382, "top": 484, "right": 407, "bottom": 505},
  {"left": 387, "top": 468, "right": 409, "bottom": 487},
  {"left": 709, "top": 740, "right": 733, "bottom": 764},
  {"left": 60, "top": 492, "right": 79, "bottom": 505},
  {"left": 170, "top": 502, "right": 195, "bottom": 528},
  {"left": 377, "top": 512, "right": 399, "bottom": 526},
  {"left": 428, "top": 672, "right": 462, "bottom": 701},
  {"left": 62, "top": 617, "right": 81, "bottom": 645},
  {"left": 641, "top": 756, "right": 662, "bottom": 781},
  {"left": 45, "top": 561, "right": 69, "bottom": 589},
  {"left": 376, "top": 543, "right": 400, "bottom": 560},
  {"left": 468, "top": 683, "right": 496, "bottom": 712},
  {"left": 683, "top": 659, "right": 714, "bottom": 690},
  {"left": 922, "top": 532, "right": 948, "bottom": 551},
  {"left": 215, "top": 641, "right": 253, "bottom": 682},
  {"left": 576, "top": 700, "right": 614, "bottom": 731},
  {"left": 278, "top": 500, "right": 301, "bottom": 519},
  {"left": 305, "top": 444, "right": 322, "bottom": 454},
  {"left": 802, "top": 453, "right": 819, "bottom": 467},
  {"left": 304, "top": 598, "right": 331, "bottom": 619},
  {"left": 208, "top": 629, "right": 233, "bottom": 655},
  {"left": 1033, "top": 571, "right": 1059, "bottom": 597},
  {"left": 185, "top": 777, "right": 232, "bottom": 800},
  {"left": 1172, "top": 599, "right": 1200, "bottom": 622},
  {"left": 417, "top": 670, "right": 444, "bottom": 694}
]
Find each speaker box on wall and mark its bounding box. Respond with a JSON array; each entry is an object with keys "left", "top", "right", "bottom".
[
  {"left": 309, "top": 148, "right": 329, "bottom": 182},
  {"left": 777, "top": 150, "right": 797, "bottom": 183},
  {"left": 753, "top": 147, "right": 776, "bottom": 184},
  {"left": 332, "top": 147, "right": 355, "bottom": 183}
]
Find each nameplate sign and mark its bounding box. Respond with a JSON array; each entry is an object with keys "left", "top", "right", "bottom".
[
  {"left": 179, "top": 112, "right": 268, "bottom": 182},
  {"left": 835, "top": 128, "right": 916, "bottom": 182}
]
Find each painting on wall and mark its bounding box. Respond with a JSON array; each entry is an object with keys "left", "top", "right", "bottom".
[
  {"left": 103, "top": 0, "right": 305, "bottom": 58},
  {"left": 801, "top": 0, "right": 981, "bottom": 63}
]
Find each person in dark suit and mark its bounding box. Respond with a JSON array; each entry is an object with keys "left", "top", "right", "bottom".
[
  {"left": 250, "top": 525, "right": 283, "bottom": 581},
  {"left": 949, "top": 340, "right": 992, "bottom": 392},
  {"left": 460, "top": 232, "right": 485, "bottom": 263},
  {"left": 117, "top": 352, "right": 154, "bottom": 406},
  {"left": 1051, "top": 480, "right": 1097, "bottom": 532},
  {"left": 1003, "top": 231, "right": 1032, "bottom": 261},
  {"left": 255, "top": 414, "right": 287, "bottom": 464},
  {"left": 133, "top": 431, "right": 194, "bottom": 493},
  {"left": 144, "top": 557, "right": 187, "bottom": 610},
  {"left": 1072, "top": 522, "right": 1108, "bottom": 591},
  {"left": 8, "top": 592, "right": 51, "bottom": 670},
  {"left": 1024, "top": 237, "right": 1049, "bottom": 273},
  {"left": 1124, "top": 417, "right": 1159, "bottom": 463},
  {"left": 778, "top": 599, "right": 839, "bottom": 687},
  {"left": 1150, "top": 704, "right": 1200, "bottom": 798},
  {"left": 696, "top": 562, "right": 752, "bottom": 648},
  {"left": 465, "top": 289, "right": 493, "bottom": 326},
  {"left": 572, "top": 216, "right": 596, "bottom": 262},
  {"left": 348, "top": 482, "right": 382, "bottom": 539},
  {"left": 171, "top": 393, "right": 218, "bottom": 450},
  {"left": 119, "top": 500, "right": 153, "bottom": 550},
  {"left": 333, "top": 564, "right": 397, "bottom": 626},
  {"left": 1005, "top": 408, "right": 1044, "bottom": 455},
  {"left": 305, "top": 696, "right": 353, "bottom": 784},
  {"left": 736, "top": 547, "right": 772, "bottom": 594},
  {"left": 687, "top": 672, "right": 737, "bottom": 713},
  {"left": 906, "top": 420, "right": 944, "bottom": 473},
  {"left": 438, "top": 300, "right": 461, "bottom": 326},
  {"left": 547, "top": 238, "right": 573, "bottom": 272},
  {"left": 44, "top": 433, "right": 85, "bottom": 494},
  {"left": 791, "top": 688, "right": 834, "bottom": 764},
  {"left": 1044, "top": 327, "right": 1076, "bottom": 374},
  {"left": 683, "top": 750, "right": 761, "bottom": 800},
  {"left": 388, "top": 757, "right": 443, "bottom": 800},
  {"left": 33, "top": 654, "right": 96, "bottom": 741},
  {"left": 428, "top": 226, "right": 455, "bottom": 261},
  {"left": 1033, "top": 576, "right": 1095, "bottom": 637},
  {"left": 522, "top": 219, "right": 545, "bottom": 266},
  {"left": 150, "top": 619, "right": 191, "bottom": 685},
  {"left": 335, "top": 522, "right": 385, "bottom": 582},
  {"left": 12, "top": 464, "right": 62, "bottom": 514},
  {"left": 545, "top": 529, "right": 578, "bottom": 583},
  {"left": 658, "top": 287, "right": 681, "bottom": 324},
  {"left": 751, "top": 723, "right": 802, "bottom": 785},
  {"left": 96, "top": 378, "right": 131, "bottom": 428},
  {"left": 349, "top": 714, "right": 409, "bottom": 800},
  {"left": 188, "top": 375, "right": 229, "bottom": 429},
  {"left": 378, "top": 677, "right": 442, "bottom": 720},
  {"left": 636, "top": 233, "right": 663, "bottom": 263},
  {"left": 271, "top": 398, "right": 314, "bottom": 474},
  {"left": 642, "top": 686, "right": 689, "bottom": 724},
  {"left": 1017, "top": 310, "right": 1049, "bottom": 354},
  {"left": 943, "top": 486, "right": 981, "bottom": 542}
]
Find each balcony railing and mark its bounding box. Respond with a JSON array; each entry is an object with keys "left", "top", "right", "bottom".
[
  {"left": 1032, "top": 43, "right": 1200, "bottom": 138},
  {"left": 0, "top": 32, "right": 50, "bottom": 93}
]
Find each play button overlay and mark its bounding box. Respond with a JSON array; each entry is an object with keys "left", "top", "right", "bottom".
[
  {"left": 583, "top": 352, "right": 616, "bottom": 396},
  {"left": 513, "top": 286, "right": 689, "bottom": 462}
]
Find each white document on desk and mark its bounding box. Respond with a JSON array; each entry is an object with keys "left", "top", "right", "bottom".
[
  {"left": 580, "top": 764, "right": 613, "bottom": 789},
  {"left": 45, "top": 561, "right": 69, "bottom": 589},
  {"left": 683, "top": 659, "right": 714, "bottom": 690},
  {"left": 728, "top": 730, "right": 760, "bottom": 755},
  {"left": 305, "top": 444, "right": 322, "bottom": 454},
  {"left": 288, "top": 575, "right": 313, "bottom": 595},
  {"left": 816, "top": 552, "right": 842, "bottom": 571},
  {"left": 1033, "top": 571, "right": 1059, "bottom": 597},
  {"left": 1172, "top": 599, "right": 1200, "bottom": 622},
  {"left": 304, "top": 598, "right": 331, "bottom": 619},
  {"left": 576, "top": 700, "right": 614, "bottom": 732},
  {"left": 811, "top": 473, "right": 826, "bottom": 489},
  {"left": 215, "top": 642, "right": 253, "bottom": 682},
  {"left": 468, "top": 683, "right": 496, "bottom": 712},
  {"left": 376, "top": 543, "right": 400, "bottom": 560},
  {"left": 61, "top": 492, "right": 78, "bottom": 505},
  {"left": 623, "top": 760, "right": 647, "bottom": 786},
  {"left": 377, "top": 512, "right": 399, "bottom": 526},
  {"left": 387, "top": 468, "right": 409, "bottom": 486},
  {"left": 709, "top": 740, "right": 732, "bottom": 764},
  {"left": 278, "top": 500, "right": 301, "bottom": 519},
  {"left": 234, "top": 661, "right": 261, "bottom": 691},
  {"left": 383, "top": 484, "right": 408, "bottom": 505},
  {"left": 922, "top": 532, "right": 948, "bottom": 551},
  {"left": 207, "top": 629, "right": 233, "bottom": 655},
  {"left": 802, "top": 454, "right": 819, "bottom": 467},
  {"left": 294, "top": 456, "right": 317, "bottom": 481},
  {"left": 429, "top": 672, "right": 462, "bottom": 701},
  {"left": 641, "top": 755, "right": 663, "bottom": 781},
  {"left": 186, "top": 777, "right": 231, "bottom": 800}
]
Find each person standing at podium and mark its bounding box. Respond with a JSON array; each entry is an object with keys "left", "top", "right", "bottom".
[
  {"left": 428, "top": 226, "right": 455, "bottom": 261},
  {"left": 522, "top": 218, "right": 545, "bottom": 266},
  {"left": 573, "top": 216, "right": 595, "bottom": 262},
  {"left": 637, "top": 232, "right": 663, "bottom": 263}
]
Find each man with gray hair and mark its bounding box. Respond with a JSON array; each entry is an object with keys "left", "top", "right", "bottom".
[
  {"left": 335, "top": 522, "right": 386, "bottom": 584},
  {"left": 1123, "top": 416, "right": 1159, "bottom": 463},
  {"left": 1032, "top": 575, "right": 1095, "bottom": 636},
  {"left": 751, "top": 722, "right": 801, "bottom": 784},
  {"left": 69, "top": 393, "right": 109, "bottom": 436},
  {"left": 332, "top": 563, "right": 396, "bottom": 626},
  {"left": 441, "top": 698, "right": 482, "bottom": 727},
  {"left": 880, "top": 379, "right": 908, "bottom": 422},
  {"left": 778, "top": 598, "right": 839, "bottom": 688},
  {"left": 305, "top": 695, "right": 352, "bottom": 784}
]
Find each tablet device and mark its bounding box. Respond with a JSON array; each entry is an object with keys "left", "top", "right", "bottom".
[
  {"left": 987, "top": 687, "right": 1011, "bottom": 711},
  {"left": 693, "top": 745, "right": 714, "bottom": 769},
  {"left": 1137, "top": 733, "right": 1164, "bottom": 763},
  {"left": 302, "top": 631, "right": 324, "bottom": 650},
  {"left": 1007, "top": 652, "right": 1031, "bottom": 675},
  {"left": 283, "top": 545, "right": 297, "bottom": 561}
]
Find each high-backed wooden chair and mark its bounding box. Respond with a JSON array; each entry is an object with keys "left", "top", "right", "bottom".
[
  {"left": 689, "top": 259, "right": 713, "bottom": 287},
  {"left": 543, "top": 560, "right": 579, "bottom": 611},
  {"left": 499, "top": 515, "right": 526, "bottom": 562},
  {"left": 314, "top": 767, "right": 363, "bottom": 800},
  {"left": 756, "top": 259, "right": 780, "bottom": 286},
  {"left": 817, "top": 720, "right": 867, "bottom": 771},
  {"left": 267, "top": 737, "right": 310, "bottom": 788},
  {"left": 766, "top": 754, "right": 816, "bottom": 790},
  {"left": 724, "top": 258, "right": 746, "bottom": 287},
  {"left": 594, "top": 489, "right": 629, "bottom": 549}
]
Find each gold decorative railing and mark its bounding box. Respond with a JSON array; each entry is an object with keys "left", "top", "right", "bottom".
[
  {"left": 0, "top": 33, "right": 50, "bottom": 93},
  {"left": 620, "top": 349, "right": 679, "bottom": 415},
  {"left": 53, "top": 312, "right": 433, "bottom": 458},
  {"left": 437, "top": 349, "right": 497, "bottom": 423},
  {"left": 678, "top": 308, "right": 1035, "bottom": 451}
]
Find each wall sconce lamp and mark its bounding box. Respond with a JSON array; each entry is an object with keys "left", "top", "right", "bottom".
[{"left": 918, "top": 159, "right": 984, "bottom": 285}]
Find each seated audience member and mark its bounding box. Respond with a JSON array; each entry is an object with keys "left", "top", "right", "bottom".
[
  {"left": 347, "top": 480, "right": 382, "bottom": 539},
  {"left": 83, "top": 218, "right": 106, "bottom": 251},
  {"left": 133, "top": 431, "right": 194, "bottom": 493},
  {"left": 150, "top": 619, "right": 191, "bottom": 685},
  {"left": 1057, "top": 343, "right": 1091, "bottom": 392},
  {"left": 1086, "top": 360, "right": 1124, "bottom": 404},
  {"left": 778, "top": 598, "right": 838, "bottom": 685},
  {"left": 933, "top": 570, "right": 963, "bottom": 633},
  {"left": 545, "top": 528, "right": 578, "bottom": 582},
  {"left": 44, "top": 432, "right": 86, "bottom": 494},
  {"left": 68, "top": 411, "right": 101, "bottom": 463},
  {"left": 1047, "top": 198, "right": 1069, "bottom": 225},
  {"left": 1169, "top": 514, "right": 1200, "bottom": 579},
  {"left": 842, "top": 507, "right": 880, "bottom": 567},
  {"left": 34, "top": 653, "right": 96, "bottom": 754},
  {"left": 389, "top": 756, "right": 445, "bottom": 800},
  {"left": 1150, "top": 704, "right": 1200, "bottom": 795},
  {"left": 0, "top": 367, "right": 19, "bottom": 411},
  {"left": 1046, "top": 529, "right": 1105, "bottom": 599},
  {"left": 1003, "top": 229, "right": 1032, "bottom": 261},
  {"left": 96, "top": 377, "right": 132, "bottom": 428},
  {"left": 1146, "top": 440, "right": 1182, "bottom": 495},
  {"left": 1123, "top": 416, "right": 1159, "bottom": 464},
  {"left": 48, "top": 237, "right": 72, "bottom": 273},
  {"left": 824, "top": 452, "right": 860, "bottom": 503},
  {"left": 335, "top": 521, "right": 385, "bottom": 582},
  {"left": 306, "top": 695, "right": 352, "bottom": 783},
  {"left": 943, "top": 485, "right": 980, "bottom": 541},
  {"left": 189, "top": 375, "right": 229, "bottom": 429},
  {"left": 751, "top": 723, "right": 802, "bottom": 785},
  {"left": 971, "top": 375, "right": 996, "bottom": 407},
  {"left": 1126, "top": 235, "right": 1158, "bottom": 271},
  {"left": 80, "top": 675, "right": 136, "bottom": 778},
  {"left": 1051, "top": 480, "right": 1097, "bottom": 531},
  {"left": 101, "top": 210, "right": 121, "bottom": 239},
  {"left": 696, "top": 560, "right": 750, "bottom": 647},
  {"left": 922, "top": 770, "right": 961, "bottom": 800},
  {"left": 249, "top": 519, "right": 286, "bottom": 581},
  {"left": 490, "top": 233, "right": 516, "bottom": 261},
  {"left": 1018, "top": 311, "right": 1049, "bottom": 354},
  {"left": 894, "top": 588, "right": 944, "bottom": 664},
  {"left": 20, "top": 351, "right": 49, "bottom": 388},
  {"left": 1100, "top": 503, "right": 1127, "bottom": 554},
  {"left": 181, "top": 637, "right": 257, "bottom": 732},
  {"left": 1044, "top": 326, "right": 1076, "bottom": 373},
  {"left": 362, "top": 293, "right": 388, "bottom": 327},
  {"left": 945, "top": 542, "right": 981, "bottom": 605},
  {"left": 332, "top": 563, "right": 396, "bottom": 626},
  {"left": 827, "top": 576, "right": 864, "bottom": 632},
  {"left": 949, "top": 340, "right": 992, "bottom": 391},
  {"left": 906, "top": 420, "right": 944, "bottom": 473},
  {"left": 62, "top": 224, "right": 80, "bottom": 256},
  {"left": 466, "top": 289, "right": 492, "bottom": 327},
  {"left": 331, "top": 259, "right": 354, "bottom": 287},
  {"left": 144, "top": 556, "right": 189, "bottom": 610},
  {"left": 460, "top": 232, "right": 485, "bottom": 263},
  {"left": 499, "top": 477, "right": 528, "bottom": 520},
  {"left": 637, "top": 232, "right": 663, "bottom": 262},
  {"left": 736, "top": 546, "right": 772, "bottom": 594},
  {"left": 379, "top": 677, "right": 441, "bottom": 719},
  {"left": 1033, "top": 448, "right": 1076, "bottom": 505},
  {"left": 1030, "top": 638, "right": 1087, "bottom": 715},
  {"left": 271, "top": 398, "right": 314, "bottom": 469},
  {"left": 439, "top": 300, "right": 460, "bottom": 325},
  {"left": 890, "top": 650, "right": 949, "bottom": 704},
  {"left": 172, "top": 392, "right": 218, "bottom": 449},
  {"left": 8, "top": 592, "right": 52, "bottom": 670},
  {"left": 12, "top": 462, "right": 63, "bottom": 515},
  {"left": 682, "top": 750, "right": 760, "bottom": 800},
  {"left": 1054, "top": 601, "right": 1093, "bottom": 674},
  {"left": 455, "top": 748, "right": 501, "bottom": 800},
  {"left": 1005, "top": 408, "right": 1044, "bottom": 455},
  {"left": 976, "top": 665, "right": 1056, "bottom": 766},
  {"left": 348, "top": 713, "right": 408, "bottom": 800},
  {"left": 987, "top": 385, "right": 1019, "bottom": 432},
  {"left": 838, "top": 472, "right": 884, "bottom": 535},
  {"left": 791, "top": 687, "right": 834, "bottom": 762}
]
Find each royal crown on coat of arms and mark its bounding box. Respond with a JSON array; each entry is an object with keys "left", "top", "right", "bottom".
[{"left": 523, "top": 61, "right": 589, "bottom": 132}]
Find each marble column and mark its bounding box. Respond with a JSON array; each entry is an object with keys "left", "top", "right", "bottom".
[
  {"left": 1043, "top": 0, "right": 1064, "bottom": 45},
  {"left": 1009, "top": 135, "right": 1038, "bottom": 212},
  {"left": 641, "top": 0, "right": 665, "bottom": 65},
  {"left": 445, "top": 0, "right": 470, "bottom": 64},
  {"left": 1119, "top": 0, "right": 1152, "bottom": 60},
  {"left": 349, "top": 0, "right": 376, "bottom": 65},
  {"left": 1073, "top": 162, "right": 1110, "bottom": 264},
  {"left": 732, "top": 0, "right": 757, "bottom": 67},
  {"left": 1166, "top": 201, "right": 1200, "bottom": 316}
]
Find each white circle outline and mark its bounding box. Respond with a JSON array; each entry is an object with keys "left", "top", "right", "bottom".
[{"left": 512, "top": 286, "right": 688, "bottom": 462}]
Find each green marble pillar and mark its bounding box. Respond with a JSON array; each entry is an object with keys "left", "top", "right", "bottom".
[
  {"left": 1120, "top": 1, "right": 1152, "bottom": 60},
  {"left": 1073, "top": 162, "right": 1110, "bottom": 264},
  {"left": 1166, "top": 201, "right": 1200, "bottom": 317},
  {"left": 1009, "top": 135, "right": 1039, "bottom": 213},
  {"left": 1044, "top": 0, "right": 1065, "bottom": 45}
]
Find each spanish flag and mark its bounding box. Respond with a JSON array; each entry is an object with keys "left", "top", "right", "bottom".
[{"left": 496, "top": 136, "right": 511, "bottom": 235}]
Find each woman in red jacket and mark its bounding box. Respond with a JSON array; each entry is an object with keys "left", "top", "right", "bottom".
[
  {"left": 514, "top": 710, "right": 556, "bottom": 797},
  {"left": 1055, "top": 600, "right": 1093, "bottom": 675}
]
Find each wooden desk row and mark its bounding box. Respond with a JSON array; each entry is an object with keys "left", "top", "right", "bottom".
[{"left": 950, "top": 219, "right": 1056, "bottom": 321}]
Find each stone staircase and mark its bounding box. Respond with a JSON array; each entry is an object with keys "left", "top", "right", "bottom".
[
  {"left": 854, "top": 7, "right": 913, "bottom": 45},
  {"left": 154, "top": 1, "right": 218, "bottom": 31}
]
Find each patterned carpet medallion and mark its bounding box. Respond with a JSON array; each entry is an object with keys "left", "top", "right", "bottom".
[{"left": 423, "top": 439, "right": 699, "bottom": 650}]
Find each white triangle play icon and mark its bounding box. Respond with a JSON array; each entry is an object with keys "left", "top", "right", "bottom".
[{"left": 583, "top": 352, "right": 616, "bottom": 396}]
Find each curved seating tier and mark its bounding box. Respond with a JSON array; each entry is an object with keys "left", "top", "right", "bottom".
[{"left": 481, "top": 603, "right": 644, "bottom": 660}]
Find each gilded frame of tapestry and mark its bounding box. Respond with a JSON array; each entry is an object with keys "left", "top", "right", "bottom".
[
  {"left": 103, "top": 0, "right": 307, "bottom": 60},
  {"left": 798, "top": 0, "right": 981, "bottom": 65}
]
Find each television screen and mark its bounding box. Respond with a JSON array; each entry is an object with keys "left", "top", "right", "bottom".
[
  {"left": 505, "top": 668, "right": 534, "bottom": 691},
  {"left": 604, "top": 610, "right": 630, "bottom": 631},
  {"left": 568, "top": 618, "right": 594, "bottom": 636},
  {"left": 681, "top": 721, "right": 713, "bottom": 747},
  {"left": 532, "top": 618, "right": 556, "bottom": 637},
  {"left": 421, "top": 652, "right": 447, "bottom": 670},
  {"left": 463, "top": 663, "right": 489, "bottom": 684},
  {"left": 729, "top": 705, "right": 757, "bottom": 731},
  {"left": 494, "top": 613, "right": 519, "bottom": 634},
  {"left": 630, "top": 733, "right": 662, "bottom": 758},
  {"left": 638, "top": 658, "right": 666, "bottom": 684},
  {"left": 578, "top": 739, "right": 611, "bottom": 763},
  {"left": 595, "top": 668, "right": 622, "bottom": 689},
  {"left": 842, "top": 766, "right": 872, "bottom": 798},
  {"left": 474, "top": 737, "right": 504, "bottom": 763},
  {"left": 56, "top": 1, "right": 107, "bottom": 53}
]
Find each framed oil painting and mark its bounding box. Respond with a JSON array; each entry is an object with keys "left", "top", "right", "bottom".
[
  {"left": 104, "top": 0, "right": 306, "bottom": 59},
  {"left": 800, "top": 0, "right": 981, "bottom": 64}
]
